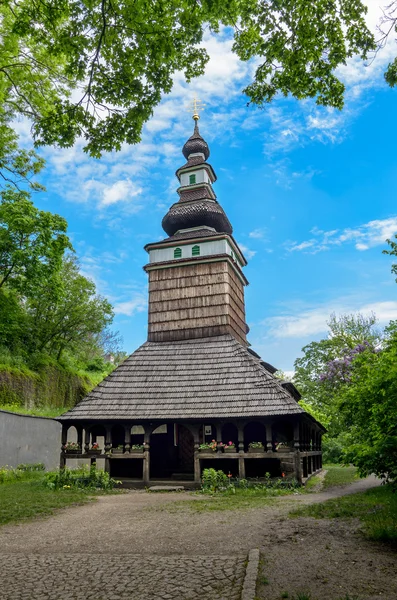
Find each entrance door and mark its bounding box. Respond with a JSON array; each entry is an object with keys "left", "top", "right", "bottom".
[{"left": 177, "top": 425, "right": 194, "bottom": 475}]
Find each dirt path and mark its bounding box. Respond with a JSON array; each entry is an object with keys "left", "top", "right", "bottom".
[{"left": 0, "top": 475, "right": 395, "bottom": 600}]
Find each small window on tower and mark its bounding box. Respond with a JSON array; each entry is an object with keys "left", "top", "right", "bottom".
[
  {"left": 192, "top": 245, "right": 200, "bottom": 256},
  {"left": 189, "top": 174, "right": 196, "bottom": 185},
  {"left": 174, "top": 247, "right": 182, "bottom": 259}
]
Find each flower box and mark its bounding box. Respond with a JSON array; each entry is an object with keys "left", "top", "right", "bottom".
[
  {"left": 88, "top": 449, "right": 102, "bottom": 455},
  {"left": 111, "top": 448, "right": 124, "bottom": 455},
  {"left": 64, "top": 449, "right": 80, "bottom": 454},
  {"left": 130, "top": 448, "right": 144, "bottom": 454},
  {"left": 224, "top": 447, "right": 237, "bottom": 453},
  {"left": 277, "top": 447, "right": 293, "bottom": 453},
  {"left": 248, "top": 447, "right": 265, "bottom": 454}
]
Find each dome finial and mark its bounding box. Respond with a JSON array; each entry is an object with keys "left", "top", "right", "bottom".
[{"left": 188, "top": 96, "right": 205, "bottom": 122}]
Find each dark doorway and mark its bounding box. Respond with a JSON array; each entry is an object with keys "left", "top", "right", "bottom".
[
  {"left": 149, "top": 423, "right": 194, "bottom": 480},
  {"left": 110, "top": 459, "right": 143, "bottom": 479}
]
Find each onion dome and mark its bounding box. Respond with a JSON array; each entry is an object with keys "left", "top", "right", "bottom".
[
  {"left": 162, "top": 200, "right": 233, "bottom": 237},
  {"left": 182, "top": 122, "right": 210, "bottom": 160}
]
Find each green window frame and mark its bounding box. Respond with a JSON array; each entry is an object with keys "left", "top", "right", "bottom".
[
  {"left": 192, "top": 245, "right": 200, "bottom": 257},
  {"left": 174, "top": 247, "right": 182, "bottom": 259},
  {"left": 189, "top": 174, "right": 196, "bottom": 185}
]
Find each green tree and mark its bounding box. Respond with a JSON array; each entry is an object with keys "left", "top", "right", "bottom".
[
  {"left": 384, "top": 234, "right": 397, "bottom": 280},
  {"left": 28, "top": 255, "right": 114, "bottom": 360},
  {"left": 0, "top": 187, "right": 71, "bottom": 295},
  {"left": 0, "top": 0, "right": 378, "bottom": 160},
  {"left": 336, "top": 322, "right": 397, "bottom": 484},
  {"left": 294, "top": 312, "right": 380, "bottom": 411}
]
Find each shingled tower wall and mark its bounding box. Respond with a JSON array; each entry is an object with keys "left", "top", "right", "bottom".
[{"left": 144, "top": 119, "right": 249, "bottom": 345}]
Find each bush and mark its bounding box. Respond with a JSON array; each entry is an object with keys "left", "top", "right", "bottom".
[
  {"left": 17, "top": 463, "right": 45, "bottom": 472},
  {"left": 322, "top": 436, "right": 346, "bottom": 464},
  {"left": 201, "top": 468, "right": 229, "bottom": 492},
  {"left": 201, "top": 469, "right": 300, "bottom": 494},
  {"left": 44, "top": 465, "right": 118, "bottom": 491}
]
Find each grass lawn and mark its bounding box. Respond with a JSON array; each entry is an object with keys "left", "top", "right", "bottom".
[
  {"left": 0, "top": 472, "right": 108, "bottom": 526},
  {"left": 0, "top": 403, "right": 69, "bottom": 418},
  {"left": 322, "top": 465, "right": 359, "bottom": 488},
  {"left": 157, "top": 487, "right": 301, "bottom": 513},
  {"left": 290, "top": 484, "right": 397, "bottom": 544}
]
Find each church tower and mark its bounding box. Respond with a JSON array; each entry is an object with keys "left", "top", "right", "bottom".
[
  {"left": 144, "top": 115, "right": 248, "bottom": 346},
  {"left": 58, "top": 110, "right": 324, "bottom": 487}
]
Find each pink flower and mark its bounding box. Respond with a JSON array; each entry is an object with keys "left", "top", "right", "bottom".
[{"left": 228, "top": 441, "right": 233, "bottom": 446}]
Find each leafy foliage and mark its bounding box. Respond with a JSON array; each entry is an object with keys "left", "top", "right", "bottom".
[
  {"left": 0, "top": 187, "right": 71, "bottom": 294},
  {"left": 0, "top": 0, "right": 381, "bottom": 164},
  {"left": 44, "top": 465, "right": 118, "bottom": 490},
  {"left": 294, "top": 312, "right": 380, "bottom": 438},
  {"left": 0, "top": 187, "right": 124, "bottom": 411},
  {"left": 336, "top": 322, "right": 397, "bottom": 484}
]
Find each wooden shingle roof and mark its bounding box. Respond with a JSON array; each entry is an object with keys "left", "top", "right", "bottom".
[{"left": 58, "top": 335, "right": 304, "bottom": 422}]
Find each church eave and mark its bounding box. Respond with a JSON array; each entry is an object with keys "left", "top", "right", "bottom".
[
  {"left": 143, "top": 253, "right": 249, "bottom": 286},
  {"left": 175, "top": 162, "right": 217, "bottom": 182},
  {"left": 176, "top": 182, "right": 216, "bottom": 200},
  {"left": 144, "top": 233, "right": 248, "bottom": 266}
]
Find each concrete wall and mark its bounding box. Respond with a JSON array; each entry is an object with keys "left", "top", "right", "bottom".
[{"left": 0, "top": 409, "right": 61, "bottom": 470}]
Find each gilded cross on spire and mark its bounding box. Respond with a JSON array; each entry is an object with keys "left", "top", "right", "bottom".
[{"left": 187, "top": 96, "right": 206, "bottom": 121}]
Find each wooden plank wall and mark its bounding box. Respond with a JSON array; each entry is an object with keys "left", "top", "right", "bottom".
[{"left": 147, "top": 260, "right": 247, "bottom": 345}]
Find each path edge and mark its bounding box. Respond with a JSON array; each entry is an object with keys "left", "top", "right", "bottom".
[{"left": 241, "top": 548, "right": 260, "bottom": 600}]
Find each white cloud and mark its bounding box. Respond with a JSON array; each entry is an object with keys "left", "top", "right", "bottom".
[
  {"left": 287, "top": 216, "right": 397, "bottom": 253},
  {"left": 113, "top": 294, "right": 147, "bottom": 316},
  {"left": 101, "top": 179, "right": 142, "bottom": 207},
  {"left": 262, "top": 300, "right": 397, "bottom": 339},
  {"left": 238, "top": 243, "right": 257, "bottom": 260},
  {"left": 249, "top": 228, "right": 266, "bottom": 239}
]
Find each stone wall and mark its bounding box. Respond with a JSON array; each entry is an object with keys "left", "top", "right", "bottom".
[{"left": 0, "top": 409, "right": 61, "bottom": 470}]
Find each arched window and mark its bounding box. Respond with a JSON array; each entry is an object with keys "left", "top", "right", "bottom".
[
  {"left": 189, "top": 174, "right": 196, "bottom": 185},
  {"left": 174, "top": 247, "right": 182, "bottom": 259},
  {"left": 192, "top": 245, "right": 200, "bottom": 256}
]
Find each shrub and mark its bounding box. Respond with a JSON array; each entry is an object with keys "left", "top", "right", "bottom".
[
  {"left": 201, "top": 468, "right": 229, "bottom": 492},
  {"left": 44, "top": 465, "right": 118, "bottom": 490},
  {"left": 16, "top": 463, "right": 45, "bottom": 472}
]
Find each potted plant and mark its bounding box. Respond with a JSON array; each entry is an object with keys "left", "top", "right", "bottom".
[
  {"left": 276, "top": 442, "right": 293, "bottom": 453},
  {"left": 224, "top": 441, "right": 237, "bottom": 453},
  {"left": 88, "top": 442, "right": 102, "bottom": 455},
  {"left": 248, "top": 441, "right": 265, "bottom": 453},
  {"left": 130, "top": 443, "right": 144, "bottom": 454},
  {"left": 63, "top": 441, "right": 80, "bottom": 454},
  {"left": 111, "top": 444, "right": 124, "bottom": 455},
  {"left": 198, "top": 439, "right": 217, "bottom": 453}
]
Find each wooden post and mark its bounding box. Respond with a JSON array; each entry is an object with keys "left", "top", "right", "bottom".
[
  {"left": 191, "top": 425, "right": 201, "bottom": 484},
  {"left": 77, "top": 426, "right": 83, "bottom": 453},
  {"left": 293, "top": 422, "right": 300, "bottom": 451},
  {"left": 294, "top": 450, "right": 302, "bottom": 485},
  {"left": 237, "top": 423, "right": 245, "bottom": 453},
  {"left": 105, "top": 426, "right": 112, "bottom": 453},
  {"left": 60, "top": 424, "right": 68, "bottom": 468},
  {"left": 265, "top": 422, "right": 273, "bottom": 452},
  {"left": 124, "top": 425, "right": 131, "bottom": 453},
  {"left": 84, "top": 428, "right": 90, "bottom": 454},
  {"left": 143, "top": 427, "right": 151, "bottom": 483},
  {"left": 216, "top": 422, "right": 223, "bottom": 453}
]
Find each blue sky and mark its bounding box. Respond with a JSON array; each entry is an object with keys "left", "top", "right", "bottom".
[{"left": 15, "top": 2, "right": 397, "bottom": 372}]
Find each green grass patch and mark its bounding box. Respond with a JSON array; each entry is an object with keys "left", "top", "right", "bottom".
[
  {"left": 158, "top": 487, "right": 301, "bottom": 513},
  {"left": 322, "top": 465, "right": 358, "bottom": 488},
  {"left": 0, "top": 403, "right": 70, "bottom": 417},
  {"left": 0, "top": 474, "right": 101, "bottom": 526},
  {"left": 290, "top": 485, "right": 397, "bottom": 544}
]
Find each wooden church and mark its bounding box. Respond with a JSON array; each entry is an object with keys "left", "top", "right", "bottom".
[{"left": 58, "top": 112, "right": 324, "bottom": 485}]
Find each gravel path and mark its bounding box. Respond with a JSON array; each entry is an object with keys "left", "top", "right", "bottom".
[{"left": 0, "top": 475, "right": 395, "bottom": 600}]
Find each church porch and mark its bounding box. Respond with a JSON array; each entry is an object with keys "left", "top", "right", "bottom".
[{"left": 59, "top": 415, "right": 323, "bottom": 486}]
